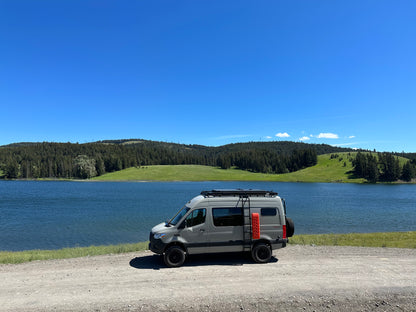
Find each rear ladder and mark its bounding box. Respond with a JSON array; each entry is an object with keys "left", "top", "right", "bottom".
[{"left": 240, "top": 195, "right": 252, "bottom": 252}]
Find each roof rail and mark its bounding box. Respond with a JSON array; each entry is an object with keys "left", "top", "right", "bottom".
[{"left": 201, "top": 189, "right": 278, "bottom": 197}]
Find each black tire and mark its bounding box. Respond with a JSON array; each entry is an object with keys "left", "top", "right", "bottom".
[
  {"left": 285, "top": 217, "right": 295, "bottom": 237},
  {"left": 251, "top": 243, "right": 272, "bottom": 263},
  {"left": 164, "top": 246, "right": 186, "bottom": 268}
]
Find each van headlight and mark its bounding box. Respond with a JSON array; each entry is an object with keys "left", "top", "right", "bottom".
[{"left": 154, "top": 233, "right": 166, "bottom": 239}]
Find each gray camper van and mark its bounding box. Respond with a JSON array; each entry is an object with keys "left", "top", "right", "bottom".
[{"left": 149, "top": 189, "right": 294, "bottom": 267}]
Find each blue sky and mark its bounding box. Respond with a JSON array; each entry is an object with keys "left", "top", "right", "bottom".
[{"left": 1, "top": 1, "right": 415, "bottom": 152}]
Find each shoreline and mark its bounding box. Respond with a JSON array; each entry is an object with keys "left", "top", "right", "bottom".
[
  {"left": 2, "top": 177, "right": 416, "bottom": 184},
  {"left": 2, "top": 231, "right": 415, "bottom": 265}
]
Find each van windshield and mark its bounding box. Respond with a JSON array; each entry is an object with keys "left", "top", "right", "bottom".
[{"left": 168, "top": 206, "right": 191, "bottom": 226}]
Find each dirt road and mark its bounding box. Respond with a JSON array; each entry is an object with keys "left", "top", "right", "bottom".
[{"left": 1, "top": 245, "right": 415, "bottom": 311}]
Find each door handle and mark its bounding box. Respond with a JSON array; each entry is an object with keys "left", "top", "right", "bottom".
[{"left": 199, "top": 229, "right": 205, "bottom": 232}]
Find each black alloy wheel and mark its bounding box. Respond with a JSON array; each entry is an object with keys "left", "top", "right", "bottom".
[
  {"left": 164, "top": 246, "right": 186, "bottom": 268},
  {"left": 252, "top": 243, "right": 272, "bottom": 263}
]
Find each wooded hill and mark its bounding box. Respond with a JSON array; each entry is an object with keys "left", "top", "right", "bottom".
[
  {"left": 352, "top": 151, "right": 416, "bottom": 182},
  {"left": 0, "top": 139, "right": 355, "bottom": 179}
]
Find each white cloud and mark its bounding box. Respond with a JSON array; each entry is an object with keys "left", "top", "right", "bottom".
[
  {"left": 299, "top": 136, "right": 310, "bottom": 141},
  {"left": 348, "top": 135, "right": 356, "bottom": 139},
  {"left": 265, "top": 136, "right": 272, "bottom": 139},
  {"left": 275, "top": 132, "right": 290, "bottom": 138},
  {"left": 316, "top": 133, "right": 339, "bottom": 139}
]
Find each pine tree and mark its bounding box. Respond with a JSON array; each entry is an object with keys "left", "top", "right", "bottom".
[
  {"left": 366, "top": 155, "right": 379, "bottom": 183},
  {"left": 379, "top": 153, "right": 400, "bottom": 181},
  {"left": 401, "top": 161, "right": 415, "bottom": 182},
  {"left": 353, "top": 152, "right": 366, "bottom": 178},
  {"left": 95, "top": 157, "right": 106, "bottom": 176},
  {"left": 5, "top": 159, "right": 20, "bottom": 179}
]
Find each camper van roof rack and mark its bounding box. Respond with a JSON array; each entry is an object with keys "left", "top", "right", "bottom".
[{"left": 201, "top": 189, "right": 277, "bottom": 197}]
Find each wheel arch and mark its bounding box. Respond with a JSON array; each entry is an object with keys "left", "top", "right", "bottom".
[
  {"left": 252, "top": 238, "right": 272, "bottom": 249},
  {"left": 164, "top": 241, "right": 187, "bottom": 254}
]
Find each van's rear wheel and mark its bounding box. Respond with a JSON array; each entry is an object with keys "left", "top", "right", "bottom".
[
  {"left": 164, "top": 246, "right": 185, "bottom": 268},
  {"left": 252, "top": 243, "right": 272, "bottom": 263}
]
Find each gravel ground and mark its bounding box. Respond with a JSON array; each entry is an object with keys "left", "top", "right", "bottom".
[{"left": 1, "top": 245, "right": 415, "bottom": 311}]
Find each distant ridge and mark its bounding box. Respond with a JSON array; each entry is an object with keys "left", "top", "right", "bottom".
[
  {"left": 1, "top": 142, "right": 44, "bottom": 148},
  {"left": 1, "top": 139, "right": 358, "bottom": 154},
  {"left": 90, "top": 139, "right": 357, "bottom": 155}
]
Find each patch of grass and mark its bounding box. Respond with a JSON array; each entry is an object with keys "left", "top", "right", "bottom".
[
  {"left": 0, "top": 241, "right": 148, "bottom": 264},
  {"left": 93, "top": 165, "right": 285, "bottom": 182},
  {"left": 274, "top": 153, "right": 363, "bottom": 183},
  {"left": 290, "top": 231, "right": 416, "bottom": 249},
  {"left": 92, "top": 153, "right": 366, "bottom": 183}
]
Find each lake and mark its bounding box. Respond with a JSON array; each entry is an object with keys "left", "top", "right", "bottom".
[{"left": 0, "top": 181, "right": 415, "bottom": 251}]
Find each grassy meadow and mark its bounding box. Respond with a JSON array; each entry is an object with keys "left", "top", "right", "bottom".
[
  {"left": 93, "top": 152, "right": 367, "bottom": 183},
  {"left": 290, "top": 231, "right": 416, "bottom": 249},
  {"left": 0, "top": 242, "right": 148, "bottom": 265},
  {"left": 2, "top": 232, "right": 415, "bottom": 264}
]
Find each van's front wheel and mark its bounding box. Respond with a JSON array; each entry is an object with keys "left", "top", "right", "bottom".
[
  {"left": 251, "top": 243, "right": 272, "bottom": 263},
  {"left": 164, "top": 246, "right": 186, "bottom": 268}
]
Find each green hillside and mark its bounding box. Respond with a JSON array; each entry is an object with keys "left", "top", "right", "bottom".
[
  {"left": 93, "top": 152, "right": 366, "bottom": 183},
  {"left": 0, "top": 140, "right": 349, "bottom": 180},
  {"left": 3, "top": 139, "right": 413, "bottom": 182}
]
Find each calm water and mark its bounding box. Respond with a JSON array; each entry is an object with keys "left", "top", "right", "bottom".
[{"left": 0, "top": 181, "right": 415, "bottom": 251}]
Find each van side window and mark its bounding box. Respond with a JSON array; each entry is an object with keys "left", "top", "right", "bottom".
[
  {"left": 186, "top": 208, "right": 206, "bottom": 227},
  {"left": 261, "top": 208, "right": 277, "bottom": 216},
  {"left": 212, "top": 208, "right": 243, "bottom": 227}
]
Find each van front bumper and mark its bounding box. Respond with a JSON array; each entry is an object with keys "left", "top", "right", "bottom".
[{"left": 149, "top": 233, "right": 167, "bottom": 254}]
